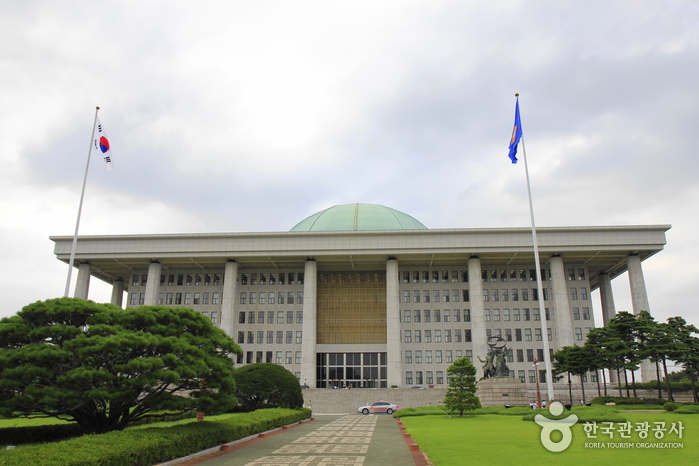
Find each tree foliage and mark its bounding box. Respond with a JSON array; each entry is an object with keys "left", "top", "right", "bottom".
[
  {"left": 232, "top": 363, "right": 304, "bottom": 411},
  {"left": 0, "top": 298, "right": 242, "bottom": 433},
  {"left": 444, "top": 356, "right": 481, "bottom": 416},
  {"left": 581, "top": 311, "right": 699, "bottom": 402}
]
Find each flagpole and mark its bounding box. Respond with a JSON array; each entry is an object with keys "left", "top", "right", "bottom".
[
  {"left": 64, "top": 106, "right": 100, "bottom": 297},
  {"left": 516, "top": 94, "right": 556, "bottom": 401}
]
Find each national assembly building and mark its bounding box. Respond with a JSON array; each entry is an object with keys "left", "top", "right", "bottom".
[{"left": 51, "top": 203, "right": 670, "bottom": 388}]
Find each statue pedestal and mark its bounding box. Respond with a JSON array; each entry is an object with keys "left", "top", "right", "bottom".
[{"left": 477, "top": 377, "right": 529, "bottom": 407}]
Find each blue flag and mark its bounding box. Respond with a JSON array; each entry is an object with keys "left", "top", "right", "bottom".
[{"left": 508, "top": 100, "right": 522, "bottom": 164}]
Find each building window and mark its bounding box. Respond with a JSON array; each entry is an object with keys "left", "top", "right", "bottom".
[
  {"left": 455, "top": 329, "right": 462, "bottom": 343},
  {"left": 575, "top": 327, "right": 583, "bottom": 341},
  {"left": 405, "top": 350, "right": 412, "bottom": 364},
  {"left": 415, "top": 351, "right": 422, "bottom": 364},
  {"left": 277, "top": 311, "right": 284, "bottom": 324},
  {"left": 193, "top": 292, "right": 200, "bottom": 305},
  {"left": 295, "top": 351, "right": 302, "bottom": 364},
  {"left": 570, "top": 287, "right": 578, "bottom": 300},
  {"left": 413, "top": 290, "right": 420, "bottom": 303},
  {"left": 515, "top": 328, "right": 522, "bottom": 341},
  {"left": 465, "top": 329, "right": 472, "bottom": 342},
  {"left": 535, "top": 328, "right": 542, "bottom": 341},
  {"left": 175, "top": 293, "right": 182, "bottom": 305},
  {"left": 250, "top": 292, "right": 257, "bottom": 304},
  {"left": 248, "top": 311, "right": 255, "bottom": 324},
  {"left": 416, "top": 372, "right": 423, "bottom": 384},
  {"left": 287, "top": 311, "right": 294, "bottom": 324},
  {"left": 139, "top": 293, "right": 145, "bottom": 305},
  {"left": 286, "top": 331, "right": 293, "bottom": 344},
  {"left": 525, "top": 328, "right": 532, "bottom": 341},
  {"left": 445, "top": 329, "right": 452, "bottom": 342},
  {"left": 493, "top": 309, "right": 500, "bottom": 321},
  {"left": 404, "top": 330, "right": 411, "bottom": 343},
  {"left": 276, "top": 331, "right": 283, "bottom": 344},
  {"left": 484, "top": 310, "right": 490, "bottom": 322},
  {"left": 257, "top": 331, "right": 264, "bottom": 344},
  {"left": 434, "top": 310, "right": 441, "bottom": 322},
  {"left": 517, "top": 349, "right": 524, "bottom": 362},
  {"left": 424, "top": 310, "right": 431, "bottom": 322},
  {"left": 423, "top": 290, "right": 430, "bottom": 303},
  {"left": 415, "top": 330, "right": 421, "bottom": 343},
  {"left": 239, "top": 292, "right": 247, "bottom": 304},
  {"left": 267, "top": 331, "right": 274, "bottom": 344},
  {"left": 296, "top": 331, "right": 302, "bottom": 344},
  {"left": 403, "top": 291, "right": 410, "bottom": 303},
  {"left": 424, "top": 330, "right": 432, "bottom": 343},
  {"left": 414, "top": 310, "right": 421, "bottom": 323},
  {"left": 433, "top": 290, "right": 440, "bottom": 302},
  {"left": 446, "top": 350, "right": 453, "bottom": 363},
  {"left": 285, "top": 351, "right": 292, "bottom": 364},
  {"left": 511, "top": 289, "right": 519, "bottom": 301},
  {"left": 157, "top": 293, "right": 164, "bottom": 305},
  {"left": 166, "top": 293, "right": 173, "bottom": 305},
  {"left": 276, "top": 351, "right": 283, "bottom": 364},
  {"left": 296, "top": 311, "right": 303, "bottom": 324},
  {"left": 403, "top": 310, "right": 411, "bottom": 323},
  {"left": 129, "top": 293, "right": 137, "bottom": 305},
  {"left": 426, "top": 351, "right": 433, "bottom": 363},
  {"left": 406, "top": 372, "right": 413, "bottom": 385},
  {"left": 444, "top": 309, "right": 451, "bottom": 322},
  {"left": 580, "top": 287, "right": 588, "bottom": 300},
  {"left": 573, "top": 307, "right": 580, "bottom": 320},
  {"left": 583, "top": 307, "right": 591, "bottom": 320},
  {"left": 212, "top": 292, "right": 219, "bottom": 304},
  {"left": 513, "top": 308, "right": 520, "bottom": 321},
  {"left": 435, "top": 330, "right": 442, "bottom": 343},
  {"left": 247, "top": 331, "right": 254, "bottom": 344},
  {"left": 239, "top": 312, "right": 246, "bottom": 324}
]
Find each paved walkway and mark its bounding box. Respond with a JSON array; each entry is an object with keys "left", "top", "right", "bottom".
[{"left": 172, "top": 414, "right": 426, "bottom": 466}]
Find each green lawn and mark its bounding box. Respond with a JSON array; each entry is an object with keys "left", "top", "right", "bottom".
[{"left": 401, "top": 411, "right": 699, "bottom": 465}]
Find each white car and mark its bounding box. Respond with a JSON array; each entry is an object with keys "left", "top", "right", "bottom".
[{"left": 357, "top": 401, "right": 400, "bottom": 415}]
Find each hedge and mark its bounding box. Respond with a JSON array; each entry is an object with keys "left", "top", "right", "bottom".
[
  {"left": 0, "top": 408, "right": 311, "bottom": 466},
  {"left": 0, "top": 411, "right": 198, "bottom": 446}
]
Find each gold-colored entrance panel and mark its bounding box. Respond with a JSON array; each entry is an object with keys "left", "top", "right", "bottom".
[{"left": 317, "top": 271, "right": 387, "bottom": 344}]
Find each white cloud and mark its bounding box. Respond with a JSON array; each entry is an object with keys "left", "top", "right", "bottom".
[{"left": 1, "top": 0, "right": 698, "bottom": 327}]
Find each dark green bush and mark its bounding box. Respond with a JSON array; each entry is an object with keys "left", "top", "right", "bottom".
[
  {"left": 0, "top": 408, "right": 310, "bottom": 466},
  {"left": 663, "top": 402, "right": 678, "bottom": 411},
  {"left": 233, "top": 363, "right": 304, "bottom": 412}
]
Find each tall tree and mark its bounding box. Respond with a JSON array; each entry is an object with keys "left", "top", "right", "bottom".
[
  {"left": 608, "top": 312, "right": 641, "bottom": 398},
  {"left": 0, "top": 298, "right": 242, "bottom": 434},
  {"left": 666, "top": 317, "right": 699, "bottom": 402},
  {"left": 444, "top": 356, "right": 481, "bottom": 416}
]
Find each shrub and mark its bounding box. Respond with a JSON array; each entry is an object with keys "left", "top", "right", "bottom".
[
  {"left": 233, "top": 363, "right": 304, "bottom": 412},
  {"left": 0, "top": 408, "right": 310, "bottom": 465},
  {"left": 663, "top": 402, "right": 678, "bottom": 411}
]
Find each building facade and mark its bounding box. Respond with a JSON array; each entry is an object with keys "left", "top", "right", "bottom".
[{"left": 51, "top": 203, "right": 670, "bottom": 388}]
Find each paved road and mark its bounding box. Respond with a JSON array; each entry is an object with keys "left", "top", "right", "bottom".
[{"left": 174, "top": 414, "right": 422, "bottom": 466}]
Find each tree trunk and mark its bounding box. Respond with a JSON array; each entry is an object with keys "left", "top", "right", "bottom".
[
  {"left": 661, "top": 359, "right": 674, "bottom": 402},
  {"left": 691, "top": 376, "right": 698, "bottom": 403},
  {"left": 602, "top": 369, "right": 608, "bottom": 396},
  {"left": 630, "top": 370, "right": 638, "bottom": 398},
  {"left": 567, "top": 373, "right": 572, "bottom": 405},
  {"left": 579, "top": 375, "right": 586, "bottom": 404},
  {"left": 623, "top": 368, "right": 630, "bottom": 398},
  {"left": 595, "top": 370, "right": 601, "bottom": 397},
  {"left": 616, "top": 369, "right": 623, "bottom": 397},
  {"left": 655, "top": 360, "right": 662, "bottom": 400}
]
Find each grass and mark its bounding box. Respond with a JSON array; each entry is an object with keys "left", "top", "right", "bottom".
[
  {"left": 401, "top": 409, "right": 699, "bottom": 465},
  {"left": 0, "top": 417, "right": 73, "bottom": 428}
]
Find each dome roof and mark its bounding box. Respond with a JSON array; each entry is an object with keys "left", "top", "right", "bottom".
[{"left": 290, "top": 203, "right": 427, "bottom": 232}]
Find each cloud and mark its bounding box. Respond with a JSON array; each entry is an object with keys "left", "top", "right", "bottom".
[{"left": 1, "top": 0, "right": 698, "bottom": 328}]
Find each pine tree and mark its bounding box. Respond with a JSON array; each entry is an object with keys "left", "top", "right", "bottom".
[{"left": 444, "top": 356, "right": 481, "bottom": 416}]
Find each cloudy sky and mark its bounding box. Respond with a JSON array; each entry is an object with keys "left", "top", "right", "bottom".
[{"left": 1, "top": 0, "right": 697, "bottom": 328}]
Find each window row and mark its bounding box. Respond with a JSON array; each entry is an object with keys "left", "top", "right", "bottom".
[
  {"left": 130, "top": 291, "right": 221, "bottom": 306},
  {"left": 481, "top": 268, "right": 549, "bottom": 283},
  {"left": 133, "top": 273, "right": 224, "bottom": 287},
  {"left": 403, "top": 327, "right": 557, "bottom": 344},
  {"left": 404, "top": 370, "right": 445, "bottom": 385},
  {"left": 405, "top": 349, "right": 491, "bottom": 365},
  {"left": 238, "top": 330, "right": 303, "bottom": 345},
  {"left": 402, "top": 289, "right": 464, "bottom": 303},
  {"left": 484, "top": 308, "right": 551, "bottom": 322},
  {"left": 238, "top": 350, "right": 302, "bottom": 365},
  {"left": 482, "top": 288, "right": 549, "bottom": 302},
  {"left": 402, "top": 270, "right": 467, "bottom": 284},
  {"left": 239, "top": 291, "right": 303, "bottom": 305},
  {"left": 240, "top": 272, "right": 304, "bottom": 286},
  {"left": 239, "top": 310, "right": 303, "bottom": 325},
  {"left": 402, "top": 309, "right": 471, "bottom": 323}
]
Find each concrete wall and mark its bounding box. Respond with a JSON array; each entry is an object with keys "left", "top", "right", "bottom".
[{"left": 301, "top": 385, "right": 695, "bottom": 414}]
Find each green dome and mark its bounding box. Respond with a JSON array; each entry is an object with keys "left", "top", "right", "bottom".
[{"left": 290, "top": 203, "right": 427, "bottom": 232}]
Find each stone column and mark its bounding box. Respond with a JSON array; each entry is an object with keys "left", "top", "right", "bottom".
[
  {"left": 220, "top": 260, "right": 238, "bottom": 337},
  {"left": 627, "top": 254, "right": 650, "bottom": 314},
  {"left": 598, "top": 272, "right": 616, "bottom": 325},
  {"left": 385, "top": 258, "right": 401, "bottom": 387},
  {"left": 627, "top": 254, "right": 654, "bottom": 381},
  {"left": 74, "top": 262, "right": 91, "bottom": 300},
  {"left": 111, "top": 279, "right": 125, "bottom": 307},
  {"left": 144, "top": 261, "right": 162, "bottom": 306},
  {"left": 549, "top": 255, "right": 574, "bottom": 348},
  {"left": 467, "top": 256, "right": 488, "bottom": 378},
  {"left": 301, "top": 259, "right": 317, "bottom": 388}
]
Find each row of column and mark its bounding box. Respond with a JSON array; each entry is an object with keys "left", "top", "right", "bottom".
[{"left": 71, "top": 252, "right": 654, "bottom": 385}]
